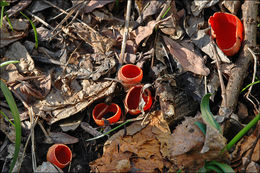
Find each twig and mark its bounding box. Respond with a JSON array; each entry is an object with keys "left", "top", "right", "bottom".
[
  {"left": 17, "top": 116, "right": 39, "bottom": 172},
  {"left": 219, "top": 0, "right": 257, "bottom": 115},
  {"left": 42, "top": 0, "right": 98, "bottom": 35},
  {"left": 119, "top": 0, "right": 132, "bottom": 65},
  {"left": 142, "top": 1, "right": 171, "bottom": 47},
  {"left": 24, "top": 10, "right": 54, "bottom": 30},
  {"left": 245, "top": 48, "right": 259, "bottom": 111},
  {"left": 211, "top": 39, "right": 227, "bottom": 109},
  {"left": 28, "top": 107, "right": 37, "bottom": 171}
]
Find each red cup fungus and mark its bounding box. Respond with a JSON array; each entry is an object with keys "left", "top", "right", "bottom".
[
  {"left": 208, "top": 12, "right": 243, "bottom": 56},
  {"left": 47, "top": 144, "right": 72, "bottom": 169},
  {"left": 118, "top": 64, "right": 143, "bottom": 89},
  {"left": 92, "top": 103, "right": 121, "bottom": 126},
  {"left": 124, "top": 85, "right": 152, "bottom": 115}
]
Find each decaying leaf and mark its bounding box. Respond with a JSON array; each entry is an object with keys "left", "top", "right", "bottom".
[
  {"left": 45, "top": 132, "right": 79, "bottom": 144},
  {"left": 0, "top": 19, "right": 29, "bottom": 48},
  {"left": 155, "top": 74, "right": 198, "bottom": 126},
  {"left": 183, "top": 16, "right": 231, "bottom": 63},
  {"left": 0, "top": 116, "right": 16, "bottom": 143},
  {"left": 238, "top": 122, "right": 260, "bottom": 162},
  {"left": 132, "top": 20, "right": 160, "bottom": 46},
  {"left": 221, "top": 0, "right": 241, "bottom": 14},
  {"left": 90, "top": 111, "right": 174, "bottom": 172},
  {"left": 191, "top": 0, "right": 219, "bottom": 16},
  {"left": 72, "top": 0, "right": 115, "bottom": 14},
  {"left": 135, "top": 0, "right": 164, "bottom": 26},
  {"left": 163, "top": 36, "right": 210, "bottom": 76},
  {"left": 36, "top": 81, "right": 117, "bottom": 124},
  {"left": 36, "top": 162, "right": 63, "bottom": 173},
  {"left": 165, "top": 114, "right": 229, "bottom": 172},
  {"left": 68, "top": 22, "right": 116, "bottom": 54},
  {"left": 4, "top": 42, "right": 35, "bottom": 74}
]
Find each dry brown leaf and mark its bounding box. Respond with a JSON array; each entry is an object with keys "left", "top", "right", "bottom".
[
  {"left": 36, "top": 81, "right": 117, "bottom": 124},
  {"left": 222, "top": 0, "right": 241, "bottom": 14},
  {"left": 69, "top": 22, "right": 116, "bottom": 54},
  {"left": 163, "top": 36, "right": 210, "bottom": 76},
  {"left": 0, "top": 20, "right": 29, "bottom": 48},
  {"left": 72, "top": 0, "right": 115, "bottom": 14},
  {"left": 135, "top": 0, "right": 164, "bottom": 26},
  {"left": 163, "top": 115, "right": 229, "bottom": 172},
  {"left": 133, "top": 20, "right": 160, "bottom": 45},
  {"left": 239, "top": 122, "right": 260, "bottom": 162},
  {"left": 6, "top": 0, "right": 32, "bottom": 17},
  {"left": 90, "top": 111, "right": 173, "bottom": 172},
  {"left": 4, "top": 42, "right": 35, "bottom": 74},
  {"left": 191, "top": 0, "right": 219, "bottom": 16},
  {"left": 46, "top": 132, "right": 79, "bottom": 144}
]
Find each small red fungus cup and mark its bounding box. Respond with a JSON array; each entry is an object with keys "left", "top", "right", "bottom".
[
  {"left": 118, "top": 64, "right": 143, "bottom": 89},
  {"left": 208, "top": 12, "right": 243, "bottom": 56},
  {"left": 92, "top": 103, "right": 122, "bottom": 126},
  {"left": 47, "top": 144, "right": 72, "bottom": 169},
  {"left": 124, "top": 85, "right": 152, "bottom": 115}
]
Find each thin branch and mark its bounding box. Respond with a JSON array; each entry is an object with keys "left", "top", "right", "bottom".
[{"left": 119, "top": 0, "right": 132, "bottom": 65}]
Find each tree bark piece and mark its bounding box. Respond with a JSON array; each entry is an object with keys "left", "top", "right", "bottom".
[{"left": 219, "top": 0, "right": 257, "bottom": 115}]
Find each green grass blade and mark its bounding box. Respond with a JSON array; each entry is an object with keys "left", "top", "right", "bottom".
[
  {"left": 5, "top": 14, "right": 13, "bottom": 31},
  {"left": 161, "top": 6, "right": 171, "bottom": 19},
  {"left": 0, "top": 5, "right": 4, "bottom": 28},
  {"left": 0, "top": 110, "right": 15, "bottom": 127},
  {"left": 0, "top": 60, "right": 19, "bottom": 67},
  {"left": 204, "top": 165, "right": 223, "bottom": 173},
  {"left": 200, "top": 93, "right": 221, "bottom": 133},
  {"left": 0, "top": 1, "right": 9, "bottom": 28},
  {"left": 86, "top": 120, "right": 130, "bottom": 141},
  {"left": 222, "top": 113, "right": 260, "bottom": 153},
  {"left": 0, "top": 80, "right": 21, "bottom": 173},
  {"left": 207, "top": 161, "right": 234, "bottom": 173},
  {"left": 194, "top": 121, "right": 206, "bottom": 135},
  {"left": 240, "top": 80, "right": 260, "bottom": 93},
  {"left": 20, "top": 12, "right": 38, "bottom": 49}
]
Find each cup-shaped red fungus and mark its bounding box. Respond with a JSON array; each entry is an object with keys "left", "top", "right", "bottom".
[
  {"left": 118, "top": 64, "right": 143, "bottom": 89},
  {"left": 47, "top": 144, "right": 72, "bottom": 169},
  {"left": 208, "top": 12, "right": 243, "bottom": 56},
  {"left": 92, "top": 103, "right": 121, "bottom": 126},
  {"left": 124, "top": 85, "right": 152, "bottom": 115}
]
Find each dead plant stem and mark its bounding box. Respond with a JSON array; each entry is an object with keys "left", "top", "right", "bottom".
[
  {"left": 119, "top": 0, "right": 132, "bottom": 65},
  {"left": 211, "top": 40, "right": 227, "bottom": 110}
]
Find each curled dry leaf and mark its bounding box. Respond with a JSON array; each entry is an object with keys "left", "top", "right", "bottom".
[
  {"left": 163, "top": 36, "right": 210, "bottom": 76},
  {"left": 132, "top": 20, "right": 161, "bottom": 46}
]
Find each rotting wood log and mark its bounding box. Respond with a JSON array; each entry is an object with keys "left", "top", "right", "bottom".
[
  {"left": 219, "top": 0, "right": 258, "bottom": 115},
  {"left": 155, "top": 76, "right": 198, "bottom": 127}
]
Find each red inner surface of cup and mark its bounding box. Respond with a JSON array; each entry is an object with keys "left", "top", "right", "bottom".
[
  {"left": 94, "top": 103, "right": 117, "bottom": 120},
  {"left": 121, "top": 65, "right": 141, "bottom": 78},
  {"left": 209, "top": 13, "right": 237, "bottom": 49},
  {"left": 127, "top": 86, "right": 148, "bottom": 110},
  {"left": 55, "top": 145, "right": 71, "bottom": 164}
]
